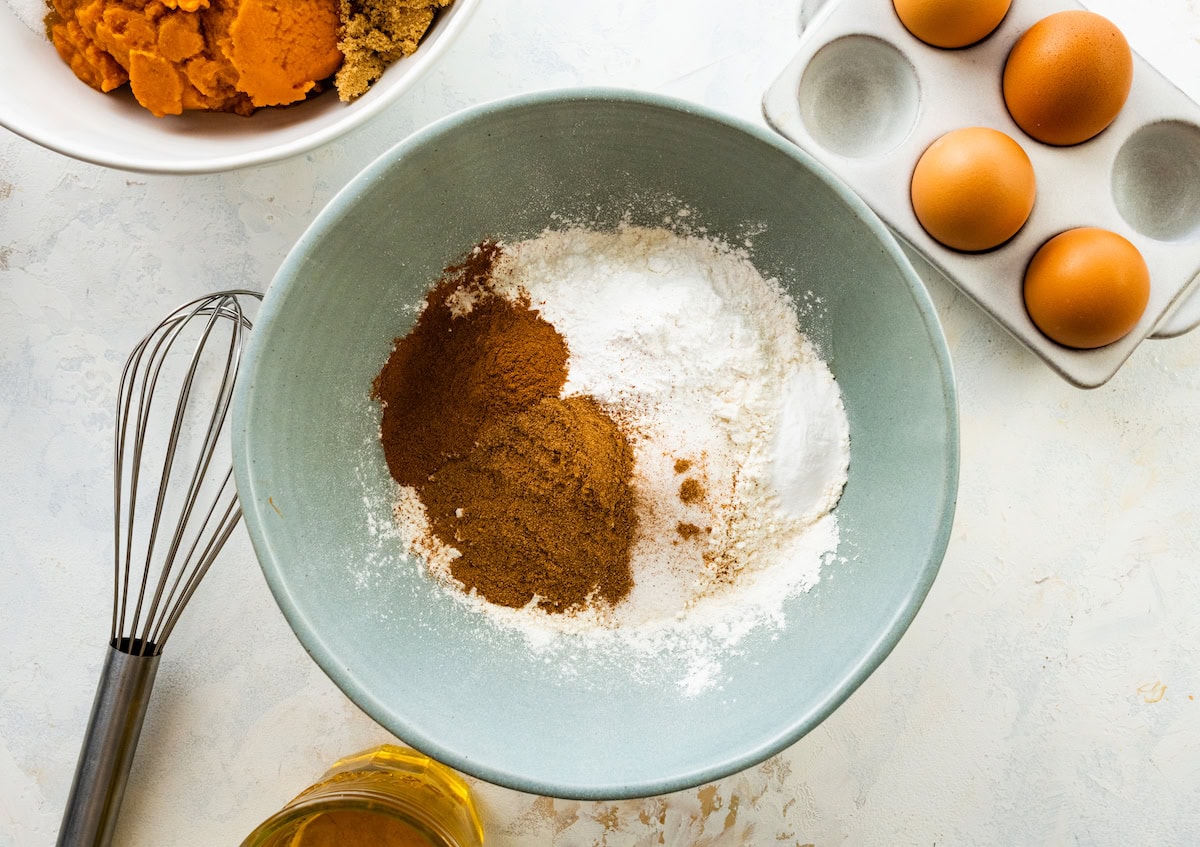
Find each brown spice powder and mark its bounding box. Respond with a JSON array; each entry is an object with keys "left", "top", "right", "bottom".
[
  {"left": 372, "top": 243, "right": 639, "bottom": 613},
  {"left": 678, "top": 477, "right": 705, "bottom": 504},
  {"left": 423, "top": 396, "right": 637, "bottom": 612},
  {"left": 372, "top": 242, "right": 568, "bottom": 488}
]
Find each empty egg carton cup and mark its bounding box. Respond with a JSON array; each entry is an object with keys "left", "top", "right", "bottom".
[{"left": 764, "top": 0, "right": 1200, "bottom": 387}]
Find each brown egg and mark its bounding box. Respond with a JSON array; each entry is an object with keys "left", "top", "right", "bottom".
[
  {"left": 910, "top": 127, "right": 1036, "bottom": 252},
  {"left": 1023, "top": 227, "right": 1150, "bottom": 349},
  {"left": 1003, "top": 11, "right": 1133, "bottom": 146},
  {"left": 893, "top": 0, "right": 1012, "bottom": 48}
]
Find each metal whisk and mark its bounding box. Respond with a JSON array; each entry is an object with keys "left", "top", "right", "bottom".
[{"left": 58, "top": 290, "right": 262, "bottom": 847}]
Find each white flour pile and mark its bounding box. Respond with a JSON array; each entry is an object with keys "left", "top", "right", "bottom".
[{"left": 382, "top": 222, "right": 850, "bottom": 693}]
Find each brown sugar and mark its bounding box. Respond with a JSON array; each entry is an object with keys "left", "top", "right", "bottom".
[{"left": 336, "top": 0, "right": 452, "bottom": 100}]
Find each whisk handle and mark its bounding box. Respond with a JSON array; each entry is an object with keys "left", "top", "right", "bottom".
[{"left": 57, "top": 643, "right": 161, "bottom": 847}]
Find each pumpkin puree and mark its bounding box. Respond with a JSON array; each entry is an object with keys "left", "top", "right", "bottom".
[{"left": 46, "top": 0, "right": 448, "bottom": 116}]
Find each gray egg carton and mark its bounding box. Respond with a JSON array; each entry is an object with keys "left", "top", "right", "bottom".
[{"left": 763, "top": 0, "right": 1200, "bottom": 387}]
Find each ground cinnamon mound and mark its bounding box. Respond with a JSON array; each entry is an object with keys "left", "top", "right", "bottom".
[
  {"left": 678, "top": 477, "right": 705, "bottom": 504},
  {"left": 372, "top": 242, "right": 569, "bottom": 488},
  {"left": 424, "top": 396, "right": 638, "bottom": 612},
  {"left": 372, "top": 242, "right": 640, "bottom": 613}
]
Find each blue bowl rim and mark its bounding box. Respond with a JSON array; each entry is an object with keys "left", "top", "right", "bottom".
[{"left": 232, "top": 85, "right": 961, "bottom": 800}]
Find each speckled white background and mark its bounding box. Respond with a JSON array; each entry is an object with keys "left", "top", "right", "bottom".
[{"left": 3, "top": 0, "right": 1200, "bottom": 844}]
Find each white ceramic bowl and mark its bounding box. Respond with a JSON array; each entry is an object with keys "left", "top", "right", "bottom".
[
  {"left": 232, "top": 89, "right": 960, "bottom": 800},
  {"left": 0, "top": 0, "right": 479, "bottom": 174}
]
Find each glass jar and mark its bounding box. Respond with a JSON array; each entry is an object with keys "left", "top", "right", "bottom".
[{"left": 241, "top": 745, "right": 484, "bottom": 847}]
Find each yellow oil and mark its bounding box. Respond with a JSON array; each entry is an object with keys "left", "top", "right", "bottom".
[
  {"left": 289, "top": 808, "right": 439, "bottom": 846},
  {"left": 241, "top": 746, "right": 484, "bottom": 847}
]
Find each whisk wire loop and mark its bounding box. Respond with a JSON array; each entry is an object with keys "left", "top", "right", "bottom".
[
  {"left": 156, "top": 484, "right": 242, "bottom": 647},
  {"left": 138, "top": 303, "right": 237, "bottom": 650},
  {"left": 111, "top": 291, "right": 258, "bottom": 657}
]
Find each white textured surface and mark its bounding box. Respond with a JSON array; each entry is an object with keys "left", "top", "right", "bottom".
[{"left": 3, "top": 0, "right": 1200, "bottom": 844}]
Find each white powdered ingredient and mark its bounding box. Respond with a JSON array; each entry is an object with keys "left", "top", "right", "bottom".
[
  {"left": 381, "top": 221, "right": 851, "bottom": 694},
  {"left": 9, "top": 0, "right": 47, "bottom": 33}
]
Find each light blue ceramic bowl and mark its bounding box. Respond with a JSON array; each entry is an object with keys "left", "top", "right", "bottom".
[{"left": 232, "top": 88, "right": 959, "bottom": 800}]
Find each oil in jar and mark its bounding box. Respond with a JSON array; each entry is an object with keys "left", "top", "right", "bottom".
[{"left": 241, "top": 745, "right": 484, "bottom": 847}]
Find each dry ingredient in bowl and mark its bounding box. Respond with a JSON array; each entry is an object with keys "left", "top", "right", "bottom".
[
  {"left": 37, "top": 0, "right": 449, "bottom": 116},
  {"left": 371, "top": 243, "right": 639, "bottom": 613},
  {"left": 371, "top": 222, "right": 851, "bottom": 692}
]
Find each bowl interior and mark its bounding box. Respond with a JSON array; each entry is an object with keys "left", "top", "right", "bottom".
[
  {"left": 233, "top": 90, "right": 959, "bottom": 800},
  {"left": 0, "top": 0, "right": 477, "bottom": 173}
]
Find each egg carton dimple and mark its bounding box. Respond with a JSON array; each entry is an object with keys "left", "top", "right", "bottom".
[{"left": 763, "top": 0, "right": 1200, "bottom": 388}]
